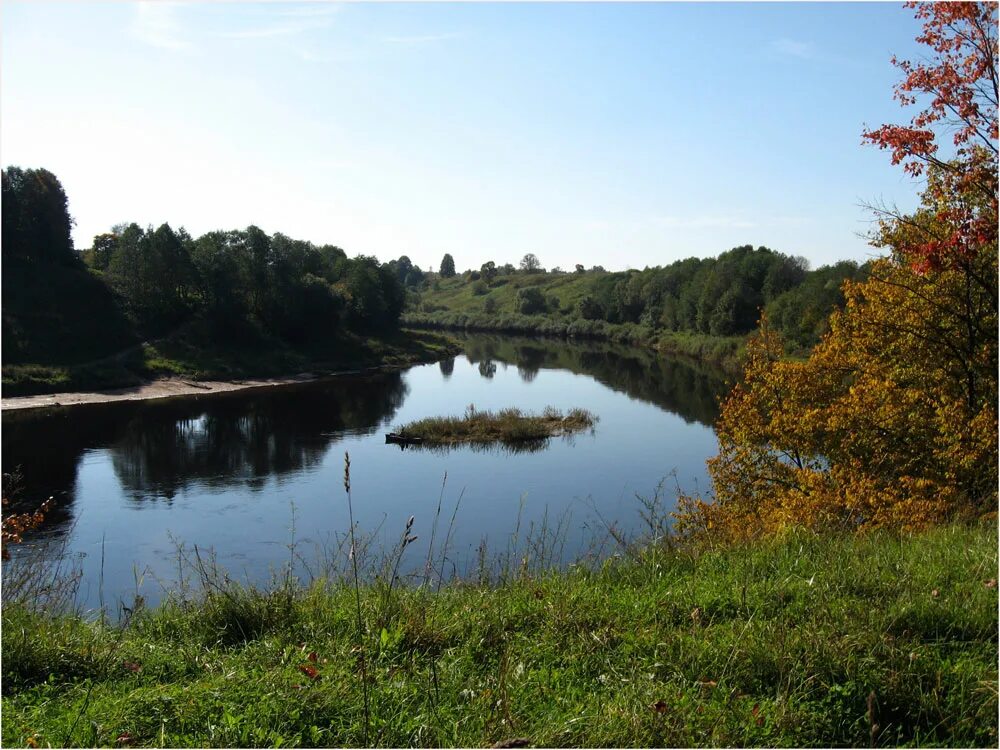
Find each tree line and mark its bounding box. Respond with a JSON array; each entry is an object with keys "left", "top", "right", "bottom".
[
  {"left": 419, "top": 244, "right": 868, "bottom": 352},
  {"left": 2, "top": 167, "right": 410, "bottom": 359}
]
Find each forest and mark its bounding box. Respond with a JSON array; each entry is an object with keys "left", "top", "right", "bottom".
[
  {"left": 408, "top": 245, "right": 867, "bottom": 354},
  {"left": 2, "top": 167, "right": 415, "bottom": 388}
]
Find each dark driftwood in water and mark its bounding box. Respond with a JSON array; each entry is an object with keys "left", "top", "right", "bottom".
[{"left": 385, "top": 433, "right": 424, "bottom": 445}]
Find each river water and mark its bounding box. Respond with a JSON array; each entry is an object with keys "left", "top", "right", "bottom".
[{"left": 3, "top": 333, "right": 731, "bottom": 611}]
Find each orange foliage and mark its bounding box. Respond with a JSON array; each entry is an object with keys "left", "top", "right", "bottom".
[
  {"left": 675, "top": 233, "right": 997, "bottom": 544},
  {"left": 1, "top": 496, "right": 53, "bottom": 560},
  {"left": 676, "top": 3, "right": 998, "bottom": 546}
]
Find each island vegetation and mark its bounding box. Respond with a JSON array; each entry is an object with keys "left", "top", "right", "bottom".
[
  {"left": 392, "top": 406, "right": 596, "bottom": 448},
  {"left": 1, "top": 3, "right": 997, "bottom": 748}
]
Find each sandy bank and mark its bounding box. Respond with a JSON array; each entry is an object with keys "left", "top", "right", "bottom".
[{"left": 0, "top": 371, "right": 377, "bottom": 412}]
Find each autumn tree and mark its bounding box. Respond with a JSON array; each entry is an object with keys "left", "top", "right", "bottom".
[
  {"left": 862, "top": 1, "right": 997, "bottom": 273},
  {"left": 676, "top": 1, "right": 998, "bottom": 544}
]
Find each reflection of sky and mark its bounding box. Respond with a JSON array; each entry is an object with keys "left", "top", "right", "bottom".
[{"left": 8, "top": 354, "right": 718, "bottom": 612}]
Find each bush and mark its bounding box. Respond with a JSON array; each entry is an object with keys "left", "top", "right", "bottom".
[{"left": 516, "top": 287, "right": 547, "bottom": 315}]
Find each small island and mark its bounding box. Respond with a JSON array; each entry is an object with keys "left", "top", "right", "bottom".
[{"left": 388, "top": 405, "right": 597, "bottom": 448}]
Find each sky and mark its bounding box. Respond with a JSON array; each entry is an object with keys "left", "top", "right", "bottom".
[{"left": 2, "top": 1, "right": 928, "bottom": 273}]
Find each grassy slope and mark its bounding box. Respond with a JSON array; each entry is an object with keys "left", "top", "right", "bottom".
[
  {"left": 3, "top": 524, "right": 996, "bottom": 748},
  {"left": 2, "top": 320, "right": 459, "bottom": 397},
  {"left": 404, "top": 273, "right": 747, "bottom": 369}
]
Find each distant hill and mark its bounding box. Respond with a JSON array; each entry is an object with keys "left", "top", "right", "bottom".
[{"left": 403, "top": 246, "right": 868, "bottom": 357}]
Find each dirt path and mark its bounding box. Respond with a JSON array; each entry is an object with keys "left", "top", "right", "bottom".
[{"left": 0, "top": 372, "right": 347, "bottom": 412}]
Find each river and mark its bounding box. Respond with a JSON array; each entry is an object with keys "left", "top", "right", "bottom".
[{"left": 2, "top": 333, "right": 732, "bottom": 611}]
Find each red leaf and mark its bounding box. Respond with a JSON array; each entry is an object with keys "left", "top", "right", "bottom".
[
  {"left": 298, "top": 664, "right": 319, "bottom": 680},
  {"left": 651, "top": 699, "right": 668, "bottom": 714},
  {"left": 116, "top": 732, "right": 135, "bottom": 746},
  {"left": 307, "top": 651, "right": 318, "bottom": 663}
]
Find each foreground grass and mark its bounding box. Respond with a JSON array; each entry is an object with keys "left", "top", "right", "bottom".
[
  {"left": 2, "top": 523, "right": 996, "bottom": 747},
  {"left": 396, "top": 407, "right": 597, "bottom": 446}
]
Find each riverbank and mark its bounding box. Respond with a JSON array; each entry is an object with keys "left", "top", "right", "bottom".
[
  {"left": 2, "top": 523, "right": 995, "bottom": 747},
  {"left": 402, "top": 312, "right": 747, "bottom": 372},
  {"left": 1, "top": 330, "right": 459, "bottom": 408}
]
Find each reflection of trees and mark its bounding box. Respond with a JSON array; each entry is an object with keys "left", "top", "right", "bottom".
[
  {"left": 439, "top": 357, "right": 455, "bottom": 379},
  {"left": 1, "top": 373, "right": 409, "bottom": 538},
  {"left": 109, "top": 375, "right": 408, "bottom": 500},
  {"left": 458, "top": 333, "right": 730, "bottom": 426},
  {"left": 389, "top": 437, "right": 551, "bottom": 456},
  {"left": 477, "top": 360, "right": 497, "bottom": 379}
]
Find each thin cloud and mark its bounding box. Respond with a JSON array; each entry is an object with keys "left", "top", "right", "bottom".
[
  {"left": 379, "top": 32, "right": 463, "bottom": 45},
  {"left": 274, "top": 4, "right": 343, "bottom": 20},
  {"left": 215, "top": 9, "right": 336, "bottom": 41},
  {"left": 130, "top": 2, "right": 191, "bottom": 51},
  {"left": 771, "top": 38, "right": 815, "bottom": 59},
  {"left": 217, "top": 24, "right": 316, "bottom": 40}
]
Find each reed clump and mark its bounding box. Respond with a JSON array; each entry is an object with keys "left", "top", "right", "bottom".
[{"left": 395, "top": 405, "right": 597, "bottom": 446}]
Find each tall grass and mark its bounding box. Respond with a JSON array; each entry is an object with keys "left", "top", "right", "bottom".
[
  {"left": 395, "top": 405, "right": 597, "bottom": 447},
  {"left": 1, "top": 466, "right": 996, "bottom": 748}
]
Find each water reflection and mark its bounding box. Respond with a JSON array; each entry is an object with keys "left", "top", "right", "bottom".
[
  {"left": 3, "top": 373, "right": 408, "bottom": 538},
  {"left": 386, "top": 436, "right": 554, "bottom": 456},
  {"left": 439, "top": 357, "right": 455, "bottom": 379},
  {"left": 3, "top": 334, "right": 731, "bottom": 560},
  {"left": 455, "top": 333, "right": 730, "bottom": 426}
]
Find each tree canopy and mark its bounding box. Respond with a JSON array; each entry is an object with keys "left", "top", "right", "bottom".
[
  {"left": 439, "top": 253, "right": 456, "bottom": 278},
  {"left": 1, "top": 166, "right": 75, "bottom": 265},
  {"left": 677, "top": 1, "right": 998, "bottom": 543}
]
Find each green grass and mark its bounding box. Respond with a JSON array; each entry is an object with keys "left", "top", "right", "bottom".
[
  {"left": 395, "top": 406, "right": 597, "bottom": 446},
  {"left": 1, "top": 324, "right": 460, "bottom": 397},
  {"left": 403, "top": 271, "right": 749, "bottom": 370},
  {"left": 3, "top": 523, "right": 996, "bottom": 747}
]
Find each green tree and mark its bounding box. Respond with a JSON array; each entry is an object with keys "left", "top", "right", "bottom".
[
  {"left": 519, "top": 253, "right": 541, "bottom": 273},
  {"left": 516, "top": 287, "right": 547, "bottom": 314},
  {"left": 1, "top": 166, "right": 75, "bottom": 265},
  {"left": 439, "top": 253, "right": 456, "bottom": 278},
  {"left": 90, "top": 232, "right": 119, "bottom": 271}
]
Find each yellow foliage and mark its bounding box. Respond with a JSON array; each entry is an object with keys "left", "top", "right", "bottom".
[{"left": 675, "top": 239, "right": 998, "bottom": 545}]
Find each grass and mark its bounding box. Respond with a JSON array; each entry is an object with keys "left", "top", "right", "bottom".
[
  {"left": 402, "top": 307, "right": 747, "bottom": 372},
  {"left": 2, "top": 323, "right": 460, "bottom": 397},
  {"left": 2, "top": 522, "right": 996, "bottom": 747},
  {"left": 395, "top": 406, "right": 597, "bottom": 447}
]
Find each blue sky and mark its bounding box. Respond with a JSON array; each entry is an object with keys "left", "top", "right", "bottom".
[{"left": 2, "top": 2, "right": 926, "bottom": 272}]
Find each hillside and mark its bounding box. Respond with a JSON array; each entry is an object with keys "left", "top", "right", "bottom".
[{"left": 402, "top": 246, "right": 867, "bottom": 366}]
